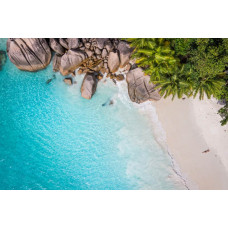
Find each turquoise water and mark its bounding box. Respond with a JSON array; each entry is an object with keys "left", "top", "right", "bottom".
[{"left": 0, "top": 39, "right": 183, "bottom": 189}]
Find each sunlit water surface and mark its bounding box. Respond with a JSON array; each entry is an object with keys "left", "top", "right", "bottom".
[{"left": 0, "top": 39, "right": 184, "bottom": 189}]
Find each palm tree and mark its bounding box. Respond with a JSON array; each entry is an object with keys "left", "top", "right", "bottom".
[
  {"left": 126, "top": 38, "right": 179, "bottom": 81},
  {"left": 154, "top": 65, "right": 193, "bottom": 100},
  {"left": 193, "top": 76, "right": 225, "bottom": 100}
]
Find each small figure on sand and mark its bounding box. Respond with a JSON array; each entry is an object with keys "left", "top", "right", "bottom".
[{"left": 202, "top": 149, "right": 210, "bottom": 153}]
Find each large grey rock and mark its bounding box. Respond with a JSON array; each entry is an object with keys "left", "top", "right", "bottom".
[
  {"left": 7, "top": 38, "right": 51, "bottom": 71},
  {"left": 59, "top": 38, "right": 79, "bottom": 50},
  {"left": 95, "top": 38, "right": 109, "bottom": 49},
  {"left": 108, "top": 51, "right": 120, "bottom": 73},
  {"left": 117, "top": 41, "right": 133, "bottom": 68},
  {"left": 105, "top": 41, "right": 113, "bottom": 52},
  {"left": 81, "top": 73, "right": 98, "bottom": 99},
  {"left": 101, "top": 48, "right": 108, "bottom": 58},
  {"left": 59, "top": 39, "right": 69, "bottom": 49},
  {"left": 67, "top": 38, "right": 79, "bottom": 49},
  {"left": 126, "top": 68, "right": 161, "bottom": 103},
  {"left": 49, "top": 38, "right": 65, "bottom": 55},
  {"left": 53, "top": 54, "right": 62, "bottom": 72},
  {"left": 60, "top": 49, "right": 86, "bottom": 76}
]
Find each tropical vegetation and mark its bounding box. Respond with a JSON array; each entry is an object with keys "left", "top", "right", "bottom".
[{"left": 125, "top": 38, "right": 228, "bottom": 125}]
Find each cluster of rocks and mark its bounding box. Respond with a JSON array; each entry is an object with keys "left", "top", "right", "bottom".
[
  {"left": 50, "top": 38, "right": 133, "bottom": 80},
  {"left": 6, "top": 38, "right": 161, "bottom": 103}
]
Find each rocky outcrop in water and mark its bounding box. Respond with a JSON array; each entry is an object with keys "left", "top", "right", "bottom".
[
  {"left": 6, "top": 38, "right": 162, "bottom": 102},
  {"left": 7, "top": 38, "right": 51, "bottom": 71},
  {"left": 63, "top": 77, "right": 73, "bottom": 85},
  {"left": 80, "top": 72, "right": 98, "bottom": 99},
  {"left": 126, "top": 68, "right": 161, "bottom": 103}
]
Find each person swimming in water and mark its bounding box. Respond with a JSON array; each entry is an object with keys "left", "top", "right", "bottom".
[
  {"left": 102, "top": 98, "right": 114, "bottom": 106},
  {"left": 46, "top": 74, "right": 56, "bottom": 84}
]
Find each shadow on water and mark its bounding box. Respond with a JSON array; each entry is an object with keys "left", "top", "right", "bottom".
[{"left": 0, "top": 50, "right": 7, "bottom": 71}]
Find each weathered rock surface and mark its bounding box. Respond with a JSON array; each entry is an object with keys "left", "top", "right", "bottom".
[
  {"left": 49, "top": 38, "right": 65, "bottom": 55},
  {"left": 67, "top": 38, "right": 79, "bottom": 49},
  {"left": 108, "top": 51, "right": 120, "bottom": 73},
  {"left": 81, "top": 73, "right": 98, "bottom": 99},
  {"left": 59, "top": 38, "right": 79, "bottom": 50},
  {"left": 63, "top": 77, "right": 73, "bottom": 85},
  {"left": 126, "top": 68, "right": 161, "bottom": 103},
  {"left": 53, "top": 54, "right": 62, "bottom": 72},
  {"left": 59, "top": 39, "right": 69, "bottom": 49},
  {"left": 101, "top": 48, "right": 108, "bottom": 58},
  {"left": 95, "top": 38, "right": 109, "bottom": 49},
  {"left": 7, "top": 38, "right": 51, "bottom": 71},
  {"left": 117, "top": 41, "right": 133, "bottom": 68},
  {"left": 60, "top": 50, "right": 86, "bottom": 75}
]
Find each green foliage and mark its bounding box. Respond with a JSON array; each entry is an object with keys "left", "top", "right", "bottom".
[
  {"left": 126, "top": 38, "right": 228, "bottom": 125},
  {"left": 126, "top": 38, "right": 179, "bottom": 80},
  {"left": 217, "top": 78, "right": 228, "bottom": 125},
  {"left": 154, "top": 65, "right": 193, "bottom": 100},
  {"left": 170, "top": 38, "right": 195, "bottom": 57},
  {"left": 190, "top": 38, "right": 228, "bottom": 79},
  {"left": 218, "top": 104, "right": 228, "bottom": 126},
  {"left": 193, "top": 77, "right": 225, "bottom": 100}
]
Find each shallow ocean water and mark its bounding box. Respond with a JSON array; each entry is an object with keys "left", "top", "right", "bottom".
[{"left": 0, "top": 39, "right": 183, "bottom": 189}]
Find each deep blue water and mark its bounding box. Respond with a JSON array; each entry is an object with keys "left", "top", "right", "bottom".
[{"left": 0, "top": 39, "right": 183, "bottom": 189}]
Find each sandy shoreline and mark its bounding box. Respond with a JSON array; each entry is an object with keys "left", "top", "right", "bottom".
[{"left": 153, "top": 97, "right": 228, "bottom": 189}]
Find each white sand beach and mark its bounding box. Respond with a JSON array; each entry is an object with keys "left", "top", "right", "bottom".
[{"left": 153, "top": 97, "right": 228, "bottom": 189}]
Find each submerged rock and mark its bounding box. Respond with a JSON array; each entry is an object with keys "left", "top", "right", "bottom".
[
  {"left": 0, "top": 50, "right": 7, "bottom": 70},
  {"left": 46, "top": 74, "right": 56, "bottom": 84},
  {"left": 102, "top": 98, "right": 114, "bottom": 106},
  {"left": 108, "top": 51, "right": 120, "bottom": 73},
  {"left": 7, "top": 38, "right": 51, "bottom": 71},
  {"left": 126, "top": 68, "right": 161, "bottom": 103},
  {"left": 81, "top": 73, "right": 98, "bottom": 99},
  {"left": 63, "top": 77, "right": 73, "bottom": 85},
  {"left": 60, "top": 49, "right": 86, "bottom": 76}
]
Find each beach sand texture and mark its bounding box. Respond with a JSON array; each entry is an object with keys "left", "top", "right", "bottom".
[{"left": 154, "top": 97, "right": 228, "bottom": 189}]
